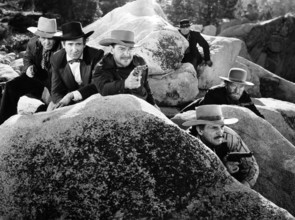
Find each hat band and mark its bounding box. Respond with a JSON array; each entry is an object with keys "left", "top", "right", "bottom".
[
  {"left": 37, "top": 29, "right": 56, "bottom": 34},
  {"left": 121, "top": 40, "right": 135, "bottom": 44},
  {"left": 197, "top": 115, "right": 223, "bottom": 121},
  {"left": 229, "top": 77, "right": 246, "bottom": 83}
]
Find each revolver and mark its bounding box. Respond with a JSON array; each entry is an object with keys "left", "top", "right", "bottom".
[
  {"left": 226, "top": 152, "right": 253, "bottom": 162},
  {"left": 133, "top": 64, "right": 148, "bottom": 77}
]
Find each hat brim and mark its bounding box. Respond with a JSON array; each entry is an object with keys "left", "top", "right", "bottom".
[
  {"left": 219, "top": 76, "right": 254, "bottom": 86},
  {"left": 178, "top": 23, "right": 193, "bottom": 28},
  {"left": 182, "top": 118, "right": 238, "bottom": 127},
  {"left": 27, "top": 27, "right": 58, "bottom": 38},
  {"left": 99, "top": 38, "right": 140, "bottom": 48},
  {"left": 54, "top": 31, "right": 94, "bottom": 40}
]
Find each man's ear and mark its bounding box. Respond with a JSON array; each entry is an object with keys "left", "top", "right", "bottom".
[
  {"left": 110, "top": 45, "right": 114, "bottom": 54},
  {"left": 61, "top": 41, "right": 65, "bottom": 48},
  {"left": 196, "top": 126, "right": 203, "bottom": 136}
]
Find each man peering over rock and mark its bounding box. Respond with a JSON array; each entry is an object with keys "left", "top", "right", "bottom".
[
  {"left": 178, "top": 19, "right": 213, "bottom": 71},
  {"left": 51, "top": 22, "right": 104, "bottom": 109},
  {"left": 92, "top": 30, "right": 158, "bottom": 107},
  {"left": 181, "top": 68, "right": 264, "bottom": 118},
  {"left": 182, "top": 105, "right": 259, "bottom": 188},
  {"left": 0, "top": 17, "right": 61, "bottom": 125}
]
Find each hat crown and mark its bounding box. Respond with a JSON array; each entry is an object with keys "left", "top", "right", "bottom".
[
  {"left": 37, "top": 17, "right": 57, "bottom": 33},
  {"left": 179, "top": 19, "right": 191, "bottom": 28},
  {"left": 196, "top": 105, "right": 224, "bottom": 122},
  {"left": 111, "top": 30, "right": 135, "bottom": 44},
  {"left": 227, "top": 68, "right": 247, "bottom": 83},
  {"left": 61, "top": 22, "right": 84, "bottom": 39}
]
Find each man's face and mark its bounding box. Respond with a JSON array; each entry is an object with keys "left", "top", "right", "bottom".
[
  {"left": 111, "top": 44, "right": 134, "bottom": 67},
  {"left": 225, "top": 81, "right": 245, "bottom": 101},
  {"left": 198, "top": 124, "right": 225, "bottom": 146},
  {"left": 180, "top": 27, "right": 190, "bottom": 35},
  {"left": 39, "top": 37, "right": 55, "bottom": 50},
  {"left": 62, "top": 37, "right": 85, "bottom": 59}
]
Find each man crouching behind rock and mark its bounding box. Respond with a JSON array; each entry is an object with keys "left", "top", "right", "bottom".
[{"left": 92, "top": 30, "right": 158, "bottom": 108}]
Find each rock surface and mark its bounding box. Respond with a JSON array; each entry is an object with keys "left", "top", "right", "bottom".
[
  {"left": 172, "top": 103, "right": 295, "bottom": 216},
  {"left": 0, "top": 95, "right": 294, "bottom": 219}
]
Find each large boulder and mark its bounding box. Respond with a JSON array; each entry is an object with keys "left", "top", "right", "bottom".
[
  {"left": 222, "top": 105, "right": 295, "bottom": 216},
  {"left": 172, "top": 104, "right": 295, "bottom": 216},
  {"left": 0, "top": 63, "right": 19, "bottom": 82},
  {"left": 0, "top": 95, "right": 293, "bottom": 219}
]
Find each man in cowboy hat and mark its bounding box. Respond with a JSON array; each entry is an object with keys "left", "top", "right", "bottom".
[
  {"left": 182, "top": 105, "right": 259, "bottom": 188},
  {"left": 0, "top": 16, "right": 61, "bottom": 125},
  {"left": 92, "top": 29, "right": 157, "bottom": 106},
  {"left": 50, "top": 21, "right": 104, "bottom": 109},
  {"left": 180, "top": 68, "right": 264, "bottom": 118},
  {"left": 178, "top": 19, "right": 213, "bottom": 71}
]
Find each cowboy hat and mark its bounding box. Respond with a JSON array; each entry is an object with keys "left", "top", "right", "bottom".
[
  {"left": 99, "top": 30, "right": 139, "bottom": 47},
  {"left": 182, "top": 105, "right": 238, "bottom": 127},
  {"left": 179, "top": 19, "right": 192, "bottom": 28},
  {"left": 219, "top": 68, "right": 254, "bottom": 86},
  {"left": 54, "top": 21, "right": 94, "bottom": 40},
  {"left": 27, "top": 17, "right": 58, "bottom": 38}
]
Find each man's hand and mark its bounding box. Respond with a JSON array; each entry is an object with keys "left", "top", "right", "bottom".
[
  {"left": 26, "top": 65, "right": 35, "bottom": 78},
  {"left": 54, "top": 93, "right": 74, "bottom": 109},
  {"left": 225, "top": 161, "right": 240, "bottom": 174},
  {"left": 124, "top": 70, "right": 141, "bottom": 89},
  {"left": 205, "top": 60, "right": 213, "bottom": 67}
]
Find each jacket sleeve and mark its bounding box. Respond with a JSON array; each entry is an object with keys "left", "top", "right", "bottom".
[
  {"left": 143, "top": 68, "right": 156, "bottom": 105},
  {"left": 50, "top": 57, "right": 68, "bottom": 103},
  {"left": 195, "top": 32, "right": 211, "bottom": 61},
  {"left": 92, "top": 66, "right": 125, "bottom": 96},
  {"left": 78, "top": 49, "right": 104, "bottom": 99},
  {"left": 224, "top": 129, "right": 259, "bottom": 188},
  {"left": 202, "top": 88, "right": 224, "bottom": 105},
  {"left": 240, "top": 92, "right": 265, "bottom": 118},
  {"left": 23, "top": 39, "right": 35, "bottom": 73}
]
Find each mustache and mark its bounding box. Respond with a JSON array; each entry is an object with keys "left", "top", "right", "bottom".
[
  {"left": 214, "top": 136, "right": 223, "bottom": 140},
  {"left": 120, "top": 56, "right": 132, "bottom": 59}
]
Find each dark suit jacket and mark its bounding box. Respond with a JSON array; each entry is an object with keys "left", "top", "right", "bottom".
[
  {"left": 23, "top": 36, "right": 61, "bottom": 89},
  {"left": 51, "top": 46, "right": 104, "bottom": 103},
  {"left": 179, "top": 30, "right": 210, "bottom": 63}
]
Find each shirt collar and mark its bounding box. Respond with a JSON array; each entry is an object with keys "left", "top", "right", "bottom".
[{"left": 67, "top": 54, "right": 83, "bottom": 62}]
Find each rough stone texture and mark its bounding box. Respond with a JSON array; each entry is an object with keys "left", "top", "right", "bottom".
[
  {"left": 0, "top": 63, "right": 19, "bottom": 81},
  {"left": 255, "top": 98, "right": 295, "bottom": 146},
  {"left": 202, "top": 25, "right": 217, "bottom": 36},
  {"left": 198, "top": 36, "right": 242, "bottom": 90},
  {"left": 222, "top": 105, "right": 295, "bottom": 216},
  {"left": 172, "top": 104, "right": 295, "bottom": 216},
  {"left": 236, "top": 56, "right": 295, "bottom": 104},
  {"left": 149, "top": 63, "right": 198, "bottom": 106},
  {"left": 219, "top": 14, "right": 295, "bottom": 83},
  {"left": 0, "top": 95, "right": 293, "bottom": 219}
]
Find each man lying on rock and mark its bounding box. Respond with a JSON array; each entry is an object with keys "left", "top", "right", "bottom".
[
  {"left": 92, "top": 30, "right": 158, "bottom": 108},
  {"left": 51, "top": 22, "right": 104, "bottom": 109},
  {"left": 0, "top": 17, "right": 61, "bottom": 125},
  {"left": 181, "top": 68, "right": 264, "bottom": 119},
  {"left": 182, "top": 105, "right": 259, "bottom": 188}
]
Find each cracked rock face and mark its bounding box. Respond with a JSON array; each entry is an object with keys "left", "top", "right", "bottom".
[{"left": 0, "top": 94, "right": 294, "bottom": 219}]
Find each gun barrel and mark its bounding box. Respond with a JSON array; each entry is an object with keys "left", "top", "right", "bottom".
[{"left": 226, "top": 152, "right": 253, "bottom": 162}]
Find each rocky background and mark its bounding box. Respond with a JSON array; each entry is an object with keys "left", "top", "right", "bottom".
[{"left": 1, "top": 0, "right": 295, "bottom": 219}]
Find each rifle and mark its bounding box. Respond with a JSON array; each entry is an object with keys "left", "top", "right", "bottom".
[
  {"left": 133, "top": 64, "right": 148, "bottom": 77},
  {"left": 226, "top": 152, "right": 253, "bottom": 162}
]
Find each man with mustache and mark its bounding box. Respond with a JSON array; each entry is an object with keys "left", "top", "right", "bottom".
[
  {"left": 181, "top": 68, "right": 264, "bottom": 118},
  {"left": 92, "top": 30, "right": 156, "bottom": 106},
  {"left": 0, "top": 17, "right": 61, "bottom": 125},
  {"left": 51, "top": 21, "right": 104, "bottom": 109},
  {"left": 182, "top": 105, "right": 259, "bottom": 188}
]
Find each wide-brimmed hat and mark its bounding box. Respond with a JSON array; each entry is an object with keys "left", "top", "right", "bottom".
[
  {"left": 54, "top": 22, "right": 94, "bottom": 40},
  {"left": 99, "top": 30, "right": 139, "bottom": 47},
  {"left": 182, "top": 105, "right": 238, "bottom": 127},
  {"left": 179, "top": 19, "right": 192, "bottom": 28},
  {"left": 219, "top": 68, "right": 254, "bottom": 86},
  {"left": 27, "top": 17, "right": 58, "bottom": 38}
]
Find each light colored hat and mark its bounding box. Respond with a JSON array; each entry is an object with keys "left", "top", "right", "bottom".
[
  {"left": 27, "top": 17, "right": 58, "bottom": 38},
  {"left": 99, "top": 30, "right": 139, "bottom": 47},
  {"left": 182, "top": 105, "right": 238, "bottom": 127},
  {"left": 219, "top": 68, "right": 254, "bottom": 86}
]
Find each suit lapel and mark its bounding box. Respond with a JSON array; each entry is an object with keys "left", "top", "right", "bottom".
[
  {"left": 59, "top": 57, "right": 79, "bottom": 90},
  {"left": 80, "top": 47, "right": 92, "bottom": 86}
]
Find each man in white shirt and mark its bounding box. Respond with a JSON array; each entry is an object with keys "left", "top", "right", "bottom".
[{"left": 51, "top": 21, "right": 104, "bottom": 109}]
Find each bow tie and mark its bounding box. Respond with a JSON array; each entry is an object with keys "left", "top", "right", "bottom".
[{"left": 68, "top": 58, "right": 82, "bottom": 64}]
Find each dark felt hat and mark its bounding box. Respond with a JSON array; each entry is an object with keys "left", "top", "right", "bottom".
[
  {"left": 179, "top": 19, "right": 192, "bottom": 28},
  {"left": 54, "top": 21, "right": 93, "bottom": 40}
]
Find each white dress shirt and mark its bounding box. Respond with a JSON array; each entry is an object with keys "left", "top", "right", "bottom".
[{"left": 67, "top": 54, "right": 83, "bottom": 101}]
